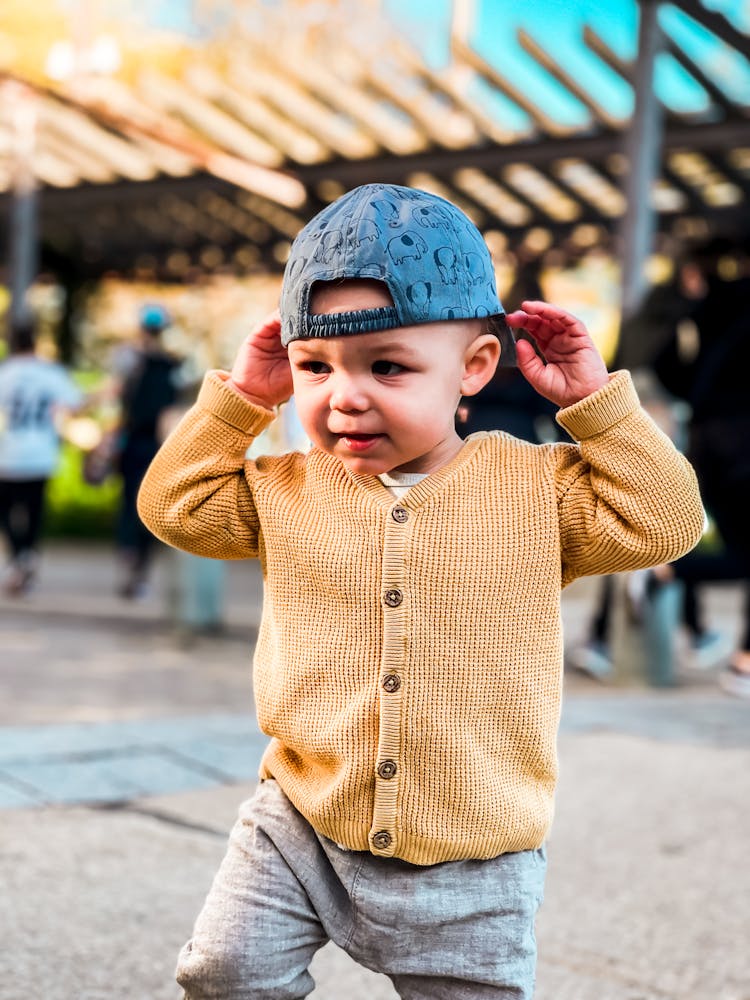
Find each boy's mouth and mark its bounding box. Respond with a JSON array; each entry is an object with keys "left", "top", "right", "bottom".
[{"left": 338, "top": 433, "right": 384, "bottom": 451}]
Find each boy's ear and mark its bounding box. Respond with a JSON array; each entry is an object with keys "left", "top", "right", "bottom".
[{"left": 460, "top": 333, "right": 501, "bottom": 397}]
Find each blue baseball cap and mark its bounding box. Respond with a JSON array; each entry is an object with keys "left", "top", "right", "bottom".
[
  {"left": 139, "top": 303, "right": 171, "bottom": 333},
  {"left": 280, "top": 183, "right": 516, "bottom": 366}
]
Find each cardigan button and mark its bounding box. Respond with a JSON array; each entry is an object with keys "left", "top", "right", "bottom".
[
  {"left": 384, "top": 588, "right": 403, "bottom": 608},
  {"left": 372, "top": 830, "right": 392, "bottom": 850},
  {"left": 382, "top": 674, "right": 401, "bottom": 693},
  {"left": 377, "top": 759, "right": 397, "bottom": 780},
  {"left": 391, "top": 506, "right": 409, "bottom": 523}
]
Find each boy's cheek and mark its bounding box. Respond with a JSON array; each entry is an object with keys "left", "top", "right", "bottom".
[{"left": 292, "top": 400, "right": 323, "bottom": 443}]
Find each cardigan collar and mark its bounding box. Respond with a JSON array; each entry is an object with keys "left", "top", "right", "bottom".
[{"left": 336, "top": 434, "right": 489, "bottom": 509}]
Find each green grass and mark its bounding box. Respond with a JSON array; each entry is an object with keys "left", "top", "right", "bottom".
[{"left": 44, "top": 443, "right": 120, "bottom": 538}]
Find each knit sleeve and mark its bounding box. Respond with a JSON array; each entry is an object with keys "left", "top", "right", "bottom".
[
  {"left": 137, "top": 370, "right": 275, "bottom": 559},
  {"left": 552, "top": 370, "right": 705, "bottom": 587}
]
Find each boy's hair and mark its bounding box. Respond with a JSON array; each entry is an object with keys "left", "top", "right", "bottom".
[
  {"left": 8, "top": 317, "right": 36, "bottom": 355},
  {"left": 280, "top": 183, "right": 517, "bottom": 366}
]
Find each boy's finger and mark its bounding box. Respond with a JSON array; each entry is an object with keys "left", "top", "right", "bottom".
[
  {"left": 508, "top": 313, "right": 585, "bottom": 349},
  {"left": 519, "top": 300, "right": 577, "bottom": 323},
  {"left": 515, "top": 337, "right": 547, "bottom": 381},
  {"left": 254, "top": 310, "right": 282, "bottom": 338},
  {"left": 508, "top": 302, "right": 580, "bottom": 329}
]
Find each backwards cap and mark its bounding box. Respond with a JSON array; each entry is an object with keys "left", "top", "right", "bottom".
[{"left": 280, "top": 183, "right": 516, "bottom": 366}]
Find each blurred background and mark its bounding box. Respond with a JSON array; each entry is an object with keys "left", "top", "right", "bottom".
[{"left": 1, "top": 3, "right": 750, "bottom": 998}]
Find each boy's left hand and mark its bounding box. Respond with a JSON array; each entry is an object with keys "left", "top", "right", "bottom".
[{"left": 506, "top": 301, "right": 609, "bottom": 408}]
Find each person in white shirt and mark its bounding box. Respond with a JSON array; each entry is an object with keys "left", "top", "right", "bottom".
[{"left": 0, "top": 318, "right": 82, "bottom": 595}]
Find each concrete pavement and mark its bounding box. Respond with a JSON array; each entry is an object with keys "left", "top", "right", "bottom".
[{"left": 1, "top": 542, "right": 748, "bottom": 999}]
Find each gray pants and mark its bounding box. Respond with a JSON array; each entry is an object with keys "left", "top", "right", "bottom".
[{"left": 176, "top": 780, "right": 546, "bottom": 999}]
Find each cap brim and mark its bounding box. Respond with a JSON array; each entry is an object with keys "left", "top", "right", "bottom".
[{"left": 487, "top": 314, "right": 517, "bottom": 368}]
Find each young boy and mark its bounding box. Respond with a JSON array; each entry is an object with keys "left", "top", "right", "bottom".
[{"left": 138, "top": 183, "right": 704, "bottom": 1000}]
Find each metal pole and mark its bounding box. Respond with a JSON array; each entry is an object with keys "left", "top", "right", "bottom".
[
  {"left": 613, "top": 3, "right": 676, "bottom": 686},
  {"left": 620, "top": 0, "right": 664, "bottom": 322},
  {"left": 6, "top": 82, "right": 39, "bottom": 327}
]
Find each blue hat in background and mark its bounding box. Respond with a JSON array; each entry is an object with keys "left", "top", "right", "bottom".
[
  {"left": 280, "top": 183, "right": 516, "bottom": 366},
  {"left": 139, "top": 303, "right": 171, "bottom": 333}
]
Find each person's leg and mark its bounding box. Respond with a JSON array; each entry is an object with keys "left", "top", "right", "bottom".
[
  {"left": 1, "top": 480, "right": 46, "bottom": 594},
  {"left": 719, "top": 581, "right": 750, "bottom": 697},
  {"left": 591, "top": 574, "right": 613, "bottom": 643},
  {"left": 116, "top": 450, "right": 154, "bottom": 597},
  {"left": 681, "top": 579, "right": 702, "bottom": 636},
  {"left": 342, "top": 846, "right": 546, "bottom": 1000},
  {"left": 674, "top": 495, "right": 750, "bottom": 689},
  {"left": 176, "top": 782, "right": 331, "bottom": 1000},
  {"left": 739, "top": 582, "right": 750, "bottom": 654},
  {"left": 15, "top": 478, "right": 46, "bottom": 554},
  {"left": 567, "top": 576, "right": 613, "bottom": 679},
  {"left": 0, "top": 480, "right": 13, "bottom": 560}
]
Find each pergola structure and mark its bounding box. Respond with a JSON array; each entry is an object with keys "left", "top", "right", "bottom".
[{"left": 1, "top": 0, "right": 749, "bottom": 337}]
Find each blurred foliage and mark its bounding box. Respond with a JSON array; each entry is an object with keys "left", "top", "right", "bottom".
[
  {"left": 43, "top": 368, "right": 119, "bottom": 539},
  {"left": 44, "top": 441, "right": 119, "bottom": 539}
]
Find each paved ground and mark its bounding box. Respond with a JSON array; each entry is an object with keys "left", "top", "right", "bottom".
[{"left": 1, "top": 542, "right": 749, "bottom": 999}]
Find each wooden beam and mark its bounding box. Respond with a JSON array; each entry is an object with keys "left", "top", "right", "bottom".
[
  {"left": 663, "top": 37, "right": 736, "bottom": 116},
  {"left": 393, "top": 38, "right": 516, "bottom": 144},
  {"left": 452, "top": 36, "right": 572, "bottom": 137},
  {"left": 517, "top": 28, "right": 624, "bottom": 131},
  {"left": 582, "top": 26, "right": 638, "bottom": 85},
  {"left": 670, "top": 0, "right": 750, "bottom": 60},
  {"left": 293, "top": 114, "right": 750, "bottom": 187},
  {"left": 661, "top": 161, "right": 709, "bottom": 212}
]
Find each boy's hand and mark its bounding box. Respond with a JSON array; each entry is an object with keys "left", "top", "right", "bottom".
[
  {"left": 229, "top": 310, "right": 292, "bottom": 409},
  {"left": 506, "top": 301, "right": 609, "bottom": 408}
]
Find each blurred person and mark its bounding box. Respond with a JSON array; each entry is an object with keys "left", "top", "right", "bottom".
[
  {"left": 157, "top": 379, "right": 227, "bottom": 638},
  {"left": 112, "top": 303, "right": 180, "bottom": 599},
  {"left": 568, "top": 250, "right": 730, "bottom": 681},
  {"left": 650, "top": 238, "right": 750, "bottom": 697},
  {"left": 137, "top": 184, "right": 702, "bottom": 999},
  {"left": 0, "top": 316, "right": 83, "bottom": 596}
]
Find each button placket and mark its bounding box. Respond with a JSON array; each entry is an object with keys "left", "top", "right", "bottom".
[{"left": 371, "top": 502, "right": 412, "bottom": 858}]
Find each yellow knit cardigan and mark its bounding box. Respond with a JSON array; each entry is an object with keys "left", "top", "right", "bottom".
[{"left": 138, "top": 370, "right": 703, "bottom": 865}]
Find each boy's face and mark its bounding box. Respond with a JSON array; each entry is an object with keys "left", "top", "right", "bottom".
[{"left": 287, "top": 281, "right": 498, "bottom": 476}]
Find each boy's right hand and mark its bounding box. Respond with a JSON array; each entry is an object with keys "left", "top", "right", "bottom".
[{"left": 229, "top": 310, "right": 292, "bottom": 409}]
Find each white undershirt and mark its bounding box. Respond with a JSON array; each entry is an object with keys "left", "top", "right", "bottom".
[{"left": 377, "top": 470, "right": 428, "bottom": 500}]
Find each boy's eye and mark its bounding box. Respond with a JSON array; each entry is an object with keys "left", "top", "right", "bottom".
[
  {"left": 301, "top": 360, "right": 330, "bottom": 375},
  {"left": 372, "top": 360, "right": 404, "bottom": 376}
]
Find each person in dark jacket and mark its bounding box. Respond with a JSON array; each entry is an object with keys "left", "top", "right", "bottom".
[
  {"left": 651, "top": 239, "right": 750, "bottom": 696},
  {"left": 114, "top": 304, "right": 179, "bottom": 598}
]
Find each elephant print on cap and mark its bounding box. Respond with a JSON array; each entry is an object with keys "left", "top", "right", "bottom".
[
  {"left": 434, "top": 247, "right": 458, "bottom": 284},
  {"left": 346, "top": 218, "right": 381, "bottom": 247},
  {"left": 412, "top": 204, "right": 449, "bottom": 229},
  {"left": 441, "top": 306, "right": 462, "bottom": 320},
  {"left": 464, "top": 252, "right": 486, "bottom": 285},
  {"left": 406, "top": 281, "right": 432, "bottom": 319},
  {"left": 372, "top": 199, "right": 402, "bottom": 228},
  {"left": 313, "top": 229, "right": 345, "bottom": 264},
  {"left": 285, "top": 254, "right": 308, "bottom": 287},
  {"left": 388, "top": 231, "right": 429, "bottom": 265}
]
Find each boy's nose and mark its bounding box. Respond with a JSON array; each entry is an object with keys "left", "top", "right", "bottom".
[{"left": 329, "top": 376, "right": 369, "bottom": 412}]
